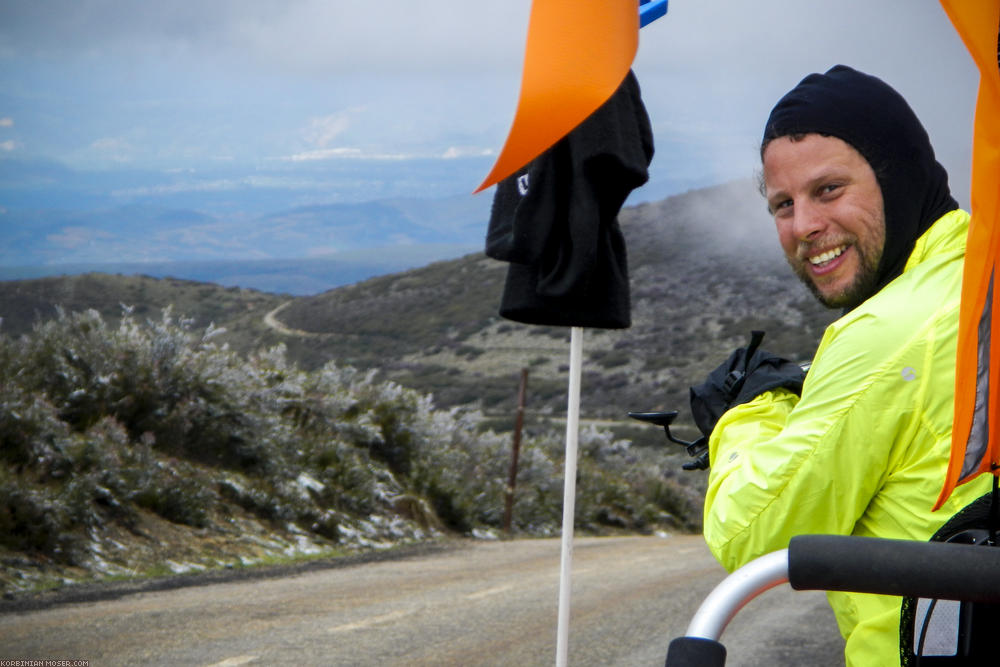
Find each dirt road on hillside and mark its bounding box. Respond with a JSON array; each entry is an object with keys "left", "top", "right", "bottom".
[{"left": 0, "top": 535, "right": 843, "bottom": 666}]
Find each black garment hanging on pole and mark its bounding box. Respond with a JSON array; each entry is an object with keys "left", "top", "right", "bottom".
[{"left": 484, "top": 69, "right": 654, "bottom": 329}]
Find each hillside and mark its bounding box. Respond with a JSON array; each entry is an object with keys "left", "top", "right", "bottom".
[
  {"left": 0, "top": 180, "right": 840, "bottom": 595},
  {"left": 0, "top": 180, "right": 836, "bottom": 441},
  {"left": 0, "top": 308, "right": 698, "bottom": 596},
  {"left": 265, "top": 180, "right": 835, "bottom": 436}
]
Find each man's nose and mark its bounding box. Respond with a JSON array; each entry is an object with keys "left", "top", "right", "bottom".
[{"left": 792, "top": 199, "right": 826, "bottom": 240}]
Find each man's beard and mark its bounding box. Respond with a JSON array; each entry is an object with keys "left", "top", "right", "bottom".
[{"left": 788, "top": 242, "right": 883, "bottom": 311}]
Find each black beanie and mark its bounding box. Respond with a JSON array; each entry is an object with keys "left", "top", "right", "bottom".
[{"left": 762, "top": 65, "right": 958, "bottom": 298}]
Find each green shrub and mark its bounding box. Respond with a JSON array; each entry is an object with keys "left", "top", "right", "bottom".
[
  {"left": 0, "top": 307, "right": 697, "bottom": 566},
  {"left": 0, "top": 470, "right": 85, "bottom": 564}
]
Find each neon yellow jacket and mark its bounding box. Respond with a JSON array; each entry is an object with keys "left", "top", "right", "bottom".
[{"left": 703, "top": 209, "right": 992, "bottom": 667}]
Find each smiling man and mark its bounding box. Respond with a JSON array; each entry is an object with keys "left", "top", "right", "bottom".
[
  {"left": 696, "top": 65, "right": 992, "bottom": 666},
  {"left": 764, "top": 133, "right": 886, "bottom": 310}
]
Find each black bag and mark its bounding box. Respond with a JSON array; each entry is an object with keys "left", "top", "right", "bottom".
[
  {"left": 898, "top": 491, "right": 1000, "bottom": 665},
  {"left": 689, "top": 331, "right": 806, "bottom": 438}
]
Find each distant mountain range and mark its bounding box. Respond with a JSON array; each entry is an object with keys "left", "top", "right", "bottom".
[
  {"left": 0, "top": 180, "right": 838, "bottom": 444},
  {"left": 0, "top": 191, "right": 489, "bottom": 292},
  {"left": 0, "top": 155, "right": 715, "bottom": 294}
]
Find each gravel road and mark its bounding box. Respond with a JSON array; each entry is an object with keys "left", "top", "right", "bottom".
[{"left": 0, "top": 535, "right": 844, "bottom": 666}]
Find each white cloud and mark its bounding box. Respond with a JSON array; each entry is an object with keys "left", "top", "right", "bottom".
[
  {"left": 89, "top": 137, "right": 135, "bottom": 163},
  {"left": 111, "top": 174, "right": 323, "bottom": 199},
  {"left": 283, "top": 147, "right": 412, "bottom": 162},
  {"left": 442, "top": 146, "right": 494, "bottom": 159},
  {"left": 0, "top": 2, "right": 532, "bottom": 75},
  {"left": 0, "top": 140, "right": 17, "bottom": 152},
  {"left": 304, "top": 110, "right": 360, "bottom": 149},
  {"left": 0, "top": 0, "right": 978, "bottom": 202},
  {"left": 285, "top": 147, "right": 362, "bottom": 161},
  {"left": 223, "top": 2, "right": 531, "bottom": 75},
  {"left": 111, "top": 179, "right": 240, "bottom": 198}
]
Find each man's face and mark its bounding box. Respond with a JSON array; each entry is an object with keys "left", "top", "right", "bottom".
[{"left": 762, "top": 134, "right": 886, "bottom": 310}]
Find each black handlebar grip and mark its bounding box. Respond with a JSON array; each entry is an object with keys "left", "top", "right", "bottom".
[
  {"left": 788, "top": 535, "right": 1000, "bottom": 603},
  {"left": 664, "top": 636, "right": 726, "bottom": 667}
]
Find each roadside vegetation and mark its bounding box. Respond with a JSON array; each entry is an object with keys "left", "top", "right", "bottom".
[{"left": 0, "top": 308, "right": 700, "bottom": 594}]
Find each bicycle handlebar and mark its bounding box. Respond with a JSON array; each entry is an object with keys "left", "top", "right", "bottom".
[
  {"left": 788, "top": 534, "right": 1000, "bottom": 602},
  {"left": 665, "top": 534, "right": 1000, "bottom": 667}
]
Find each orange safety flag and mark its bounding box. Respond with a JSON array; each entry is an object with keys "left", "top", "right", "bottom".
[
  {"left": 474, "top": 0, "right": 639, "bottom": 193},
  {"left": 936, "top": 0, "right": 1000, "bottom": 510}
]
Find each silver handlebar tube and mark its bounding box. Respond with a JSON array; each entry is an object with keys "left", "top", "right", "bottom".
[
  {"left": 685, "top": 548, "right": 790, "bottom": 640},
  {"left": 667, "top": 534, "right": 1000, "bottom": 667}
]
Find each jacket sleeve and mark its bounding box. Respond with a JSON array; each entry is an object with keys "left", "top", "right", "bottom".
[{"left": 702, "top": 314, "right": 923, "bottom": 573}]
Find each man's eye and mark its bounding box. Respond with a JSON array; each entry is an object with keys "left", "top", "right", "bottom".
[
  {"left": 819, "top": 183, "right": 841, "bottom": 196},
  {"left": 772, "top": 199, "right": 792, "bottom": 214}
]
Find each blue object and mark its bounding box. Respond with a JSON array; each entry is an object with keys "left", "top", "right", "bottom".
[{"left": 639, "top": 0, "right": 668, "bottom": 27}]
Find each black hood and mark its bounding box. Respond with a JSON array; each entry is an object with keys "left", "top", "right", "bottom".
[{"left": 762, "top": 65, "right": 958, "bottom": 298}]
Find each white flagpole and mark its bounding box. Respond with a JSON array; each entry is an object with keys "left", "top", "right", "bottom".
[{"left": 555, "top": 326, "right": 584, "bottom": 667}]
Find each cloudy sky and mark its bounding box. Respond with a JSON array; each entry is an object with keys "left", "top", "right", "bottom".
[{"left": 0, "top": 0, "right": 981, "bottom": 205}]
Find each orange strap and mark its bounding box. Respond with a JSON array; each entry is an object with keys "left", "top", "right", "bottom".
[{"left": 475, "top": 0, "right": 639, "bottom": 193}]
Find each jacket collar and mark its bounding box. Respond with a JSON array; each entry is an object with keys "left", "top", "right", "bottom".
[{"left": 903, "top": 208, "right": 969, "bottom": 273}]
